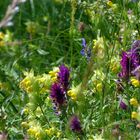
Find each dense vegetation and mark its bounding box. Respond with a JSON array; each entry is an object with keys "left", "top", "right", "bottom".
[{"left": 0, "top": 0, "right": 140, "bottom": 139}]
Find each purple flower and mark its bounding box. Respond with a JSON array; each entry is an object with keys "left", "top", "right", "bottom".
[
  {"left": 132, "top": 40, "right": 140, "bottom": 49},
  {"left": 132, "top": 65, "right": 140, "bottom": 81},
  {"left": 131, "top": 40, "right": 140, "bottom": 68},
  {"left": 118, "top": 40, "right": 140, "bottom": 80},
  {"left": 80, "top": 48, "right": 85, "bottom": 56},
  {"left": 82, "top": 38, "right": 86, "bottom": 48},
  {"left": 50, "top": 83, "right": 66, "bottom": 105},
  {"left": 58, "top": 65, "right": 70, "bottom": 91},
  {"left": 70, "top": 115, "right": 82, "bottom": 133},
  {"left": 80, "top": 38, "right": 91, "bottom": 60},
  {"left": 119, "top": 100, "right": 127, "bottom": 110},
  {"left": 119, "top": 52, "right": 131, "bottom": 80}
]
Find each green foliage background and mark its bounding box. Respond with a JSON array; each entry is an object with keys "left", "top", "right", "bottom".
[{"left": 0, "top": 0, "right": 140, "bottom": 139}]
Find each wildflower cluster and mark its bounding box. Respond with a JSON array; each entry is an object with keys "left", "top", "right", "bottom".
[
  {"left": 1, "top": 0, "right": 140, "bottom": 139},
  {"left": 20, "top": 71, "right": 52, "bottom": 94}
]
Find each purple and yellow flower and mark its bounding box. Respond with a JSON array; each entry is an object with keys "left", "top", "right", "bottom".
[{"left": 70, "top": 115, "right": 82, "bottom": 133}]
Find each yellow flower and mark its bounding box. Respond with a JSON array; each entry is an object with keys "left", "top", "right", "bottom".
[
  {"left": 110, "top": 57, "right": 120, "bottom": 73},
  {"left": 45, "top": 126, "right": 55, "bottom": 136},
  {"left": 21, "top": 122, "right": 29, "bottom": 128},
  {"left": 131, "top": 78, "right": 140, "bottom": 87},
  {"left": 0, "top": 32, "right": 5, "bottom": 47},
  {"left": 35, "top": 132, "right": 41, "bottom": 139},
  {"left": 36, "top": 74, "right": 52, "bottom": 94},
  {"left": 27, "top": 128, "right": 36, "bottom": 135},
  {"left": 131, "top": 112, "right": 138, "bottom": 119},
  {"left": 67, "top": 90, "right": 77, "bottom": 100},
  {"left": 0, "top": 32, "right": 4, "bottom": 40},
  {"left": 56, "top": 131, "right": 61, "bottom": 138},
  {"left": 0, "top": 41, "right": 5, "bottom": 46},
  {"left": 27, "top": 125, "right": 43, "bottom": 139},
  {"left": 23, "top": 108, "right": 29, "bottom": 114},
  {"left": 130, "top": 98, "right": 139, "bottom": 106},
  {"left": 19, "top": 71, "right": 35, "bottom": 93},
  {"left": 96, "top": 83, "right": 102, "bottom": 92},
  {"left": 93, "top": 37, "right": 104, "bottom": 59},
  {"left": 67, "top": 84, "right": 81, "bottom": 101},
  {"left": 107, "top": 1, "right": 113, "bottom": 7},
  {"left": 107, "top": 1, "right": 117, "bottom": 10},
  {"left": 45, "top": 129, "right": 51, "bottom": 136},
  {"left": 49, "top": 67, "right": 59, "bottom": 82}
]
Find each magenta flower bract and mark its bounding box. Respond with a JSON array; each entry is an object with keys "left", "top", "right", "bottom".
[
  {"left": 70, "top": 115, "right": 82, "bottom": 133},
  {"left": 50, "top": 83, "right": 66, "bottom": 105},
  {"left": 58, "top": 65, "right": 70, "bottom": 91},
  {"left": 119, "top": 100, "right": 127, "bottom": 110},
  {"left": 119, "top": 52, "right": 132, "bottom": 80},
  {"left": 119, "top": 40, "right": 140, "bottom": 80}
]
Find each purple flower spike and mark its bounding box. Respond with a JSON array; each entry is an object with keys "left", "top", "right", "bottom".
[
  {"left": 80, "top": 49, "right": 85, "bottom": 56},
  {"left": 70, "top": 115, "right": 82, "bottom": 133},
  {"left": 50, "top": 83, "right": 66, "bottom": 105},
  {"left": 80, "top": 38, "right": 91, "bottom": 60},
  {"left": 119, "top": 52, "right": 131, "bottom": 80},
  {"left": 58, "top": 65, "right": 70, "bottom": 91},
  {"left": 120, "top": 100, "right": 127, "bottom": 110},
  {"left": 82, "top": 38, "right": 86, "bottom": 48},
  {"left": 118, "top": 40, "right": 140, "bottom": 81}
]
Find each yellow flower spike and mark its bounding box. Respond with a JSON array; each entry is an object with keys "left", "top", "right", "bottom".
[
  {"left": 131, "top": 112, "right": 138, "bottom": 119},
  {"left": 130, "top": 98, "right": 139, "bottom": 106},
  {"left": 131, "top": 78, "right": 140, "bottom": 87},
  {"left": 93, "top": 37, "right": 104, "bottom": 59}
]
